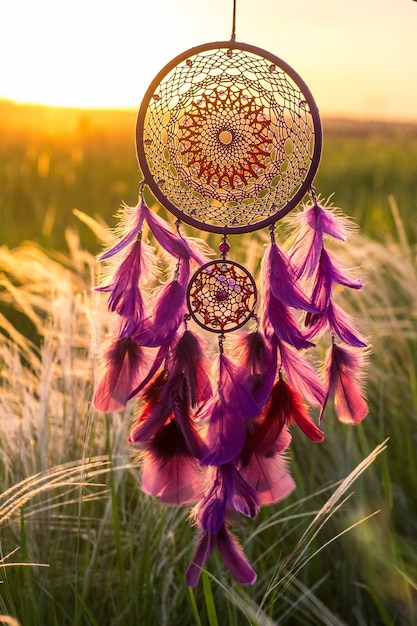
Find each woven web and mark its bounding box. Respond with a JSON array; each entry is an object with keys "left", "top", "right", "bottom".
[
  {"left": 140, "top": 46, "right": 319, "bottom": 232},
  {"left": 187, "top": 260, "right": 256, "bottom": 333}
]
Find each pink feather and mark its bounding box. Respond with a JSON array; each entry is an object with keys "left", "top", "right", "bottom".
[
  {"left": 320, "top": 343, "right": 368, "bottom": 424},
  {"left": 240, "top": 452, "right": 296, "bottom": 506},
  {"left": 94, "top": 337, "right": 148, "bottom": 412},
  {"left": 128, "top": 343, "right": 170, "bottom": 400},
  {"left": 139, "top": 420, "right": 203, "bottom": 505},
  {"left": 277, "top": 339, "right": 326, "bottom": 406}
]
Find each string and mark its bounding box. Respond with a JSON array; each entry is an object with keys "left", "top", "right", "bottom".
[{"left": 231, "top": 0, "right": 237, "bottom": 40}]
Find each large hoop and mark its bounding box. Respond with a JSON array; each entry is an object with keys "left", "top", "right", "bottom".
[{"left": 136, "top": 41, "right": 322, "bottom": 234}]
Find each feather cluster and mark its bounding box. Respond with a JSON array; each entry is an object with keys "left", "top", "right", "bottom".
[{"left": 93, "top": 196, "right": 368, "bottom": 587}]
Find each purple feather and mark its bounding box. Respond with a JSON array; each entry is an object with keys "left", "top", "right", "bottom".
[
  {"left": 133, "top": 278, "right": 188, "bottom": 348},
  {"left": 216, "top": 526, "right": 257, "bottom": 586},
  {"left": 129, "top": 390, "right": 171, "bottom": 444},
  {"left": 264, "top": 297, "right": 314, "bottom": 350},
  {"left": 232, "top": 331, "right": 277, "bottom": 408},
  {"left": 200, "top": 390, "right": 247, "bottom": 466},
  {"left": 232, "top": 469, "right": 259, "bottom": 519},
  {"left": 304, "top": 300, "right": 367, "bottom": 347},
  {"left": 326, "top": 301, "right": 367, "bottom": 347},
  {"left": 198, "top": 465, "right": 234, "bottom": 533},
  {"left": 290, "top": 224, "right": 323, "bottom": 279},
  {"left": 185, "top": 530, "right": 216, "bottom": 588},
  {"left": 200, "top": 353, "right": 260, "bottom": 466},
  {"left": 142, "top": 202, "right": 208, "bottom": 265},
  {"left": 101, "top": 239, "right": 145, "bottom": 324},
  {"left": 186, "top": 525, "right": 257, "bottom": 588},
  {"left": 129, "top": 372, "right": 202, "bottom": 457},
  {"left": 321, "top": 249, "right": 364, "bottom": 290},
  {"left": 198, "top": 463, "right": 259, "bottom": 534},
  {"left": 98, "top": 200, "right": 146, "bottom": 260},
  {"left": 264, "top": 243, "right": 317, "bottom": 311},
  {"left": 290, "top": 203, "right": 353, "bottom": 278},
  {"left": 305, "top": 202, "right": 351, "bottom": 241},
  {"left": 170, "top": 373, "right": 203, "bottom": 458}
]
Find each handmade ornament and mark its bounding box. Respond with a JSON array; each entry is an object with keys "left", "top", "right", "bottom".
[{"left": 94, "top": 3, "right": 368, "bottom": 587}]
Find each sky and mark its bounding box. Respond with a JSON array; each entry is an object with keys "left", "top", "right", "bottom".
[{"left": 1, "top": 0, "right": 416, "bottom": 121}]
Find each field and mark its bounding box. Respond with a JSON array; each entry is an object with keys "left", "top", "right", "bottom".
[{"left": 1, "top": 99, "right": 417, "bottom": 625}]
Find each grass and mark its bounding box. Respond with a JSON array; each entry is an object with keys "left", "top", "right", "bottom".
[{"left": 1, "top": 100, "right": 417, "bottom": 624}]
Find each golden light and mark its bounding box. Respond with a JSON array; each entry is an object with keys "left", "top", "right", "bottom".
[{"left": 1, "top": 0, "right": 417, "bottom": 121}]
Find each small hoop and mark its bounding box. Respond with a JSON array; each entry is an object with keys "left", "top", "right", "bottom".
[{"left": 186, "top": 259, "right": 257, "bottom": 333}]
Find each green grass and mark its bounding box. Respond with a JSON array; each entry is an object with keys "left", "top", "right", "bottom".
[{"left": 1, "top": 101, "right": 417, "bottom": 625}]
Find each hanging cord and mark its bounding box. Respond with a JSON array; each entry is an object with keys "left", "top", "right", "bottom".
[{"left": 231, "top": 0, "right": 237, "bottom": 40}]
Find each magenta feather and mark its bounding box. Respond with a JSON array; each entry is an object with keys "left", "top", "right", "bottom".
[
  {"left": 170, "top": 330, "right": 212, "bottom": 406},
  {"left": 320, "top": 343, "right": 368, "bottom": 424},
  {"left": 258, "top": 377, "right": 324, "bottom": 443},
  {"left": 240, "top": 452, "right": 296, "bottom": 506},
  {"left": 94, "top": 337, "right": 148, "bottom": 412},
  {"left": 139, "top": 420, "right": 203, "bottom": 505},
  {"left": 277, "top": 340, "right": 326, "bottom": 406},
  {"left": 130, "top": 372, "right": 202, "bottom": 457}
]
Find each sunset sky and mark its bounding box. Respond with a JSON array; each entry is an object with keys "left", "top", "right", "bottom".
[{"left": 1, "top": 0, "right": 416, "bottom": 121}]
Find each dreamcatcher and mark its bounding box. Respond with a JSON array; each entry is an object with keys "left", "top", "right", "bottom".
[{"left": 93, "top": 1, "right": 368, "bottom": 587}]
